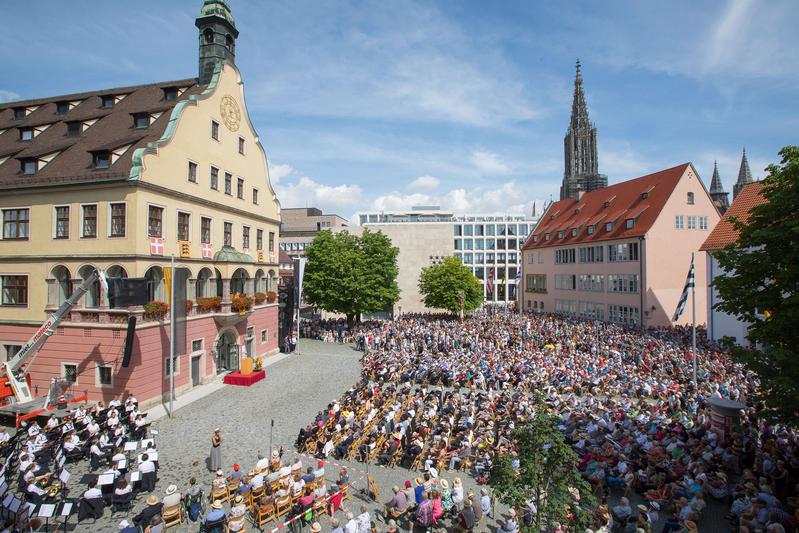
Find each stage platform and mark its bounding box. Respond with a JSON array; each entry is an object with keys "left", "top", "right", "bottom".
[{"left": 223, "top": 370, "right": 266, "bottom": 387}]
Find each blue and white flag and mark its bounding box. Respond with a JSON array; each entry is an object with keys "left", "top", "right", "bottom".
[{"left": 672, "top": 255, "right": 695, "bottom": 321}]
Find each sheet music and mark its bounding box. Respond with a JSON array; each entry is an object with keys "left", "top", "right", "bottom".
[
  {"left": 124, "top": 441, "right": 137, "bottom": 451},
  {"left": 2, "top": 493, "right": 12, "bottom": 507},
  {"left": 116, "top": 459, "right": 127, "bottom": 469},
  {"left": 60, "top": 502, "right": 73, "bottom": 516},
  {"left": 150, "top": 430, "right": 159, "bottom": 436},
  {"left": 24, "top": 502, "right": 35, "bottom": 517},
  {"left": 0, "top": 482, "right": 7, "bottom": 498},
  {"left": 38, "top": 503, "right": 56, "bottom": 517},
  {"left": 130, "top": 471, "right": 141, "bottom": 482},
  {"left": 58, "top": 469, "right": 70, "bottom": 484},
  {"left": 138, "top": 452, "right": 158, "bottom": 462},
  {"left": 140, "top": 439, "right": 154, "bottom": 448},
  {"left": 97, "top": 473, "right": 115, "bottom": 486},
  {"left": 58, "top": 456, "right": 66, "bottom": 469},
  {"left": 8, "top": 497, "right": 21, "bottom": 513},
  {"left": 116, "top": 437, "right": 124, "bottom": 447}
]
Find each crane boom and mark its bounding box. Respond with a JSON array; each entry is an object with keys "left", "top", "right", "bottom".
[{"left": 3, "top": 269, "right": 106, "bottom": 404}]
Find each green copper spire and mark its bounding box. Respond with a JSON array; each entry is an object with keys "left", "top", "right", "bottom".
[{"left": 196, "top": 0, "right": 239, "bottom": 85}]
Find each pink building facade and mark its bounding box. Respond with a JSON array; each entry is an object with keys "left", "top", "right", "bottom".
[
  {"left": 0, "top": 305, "right": 278, "bottom": 408},
  {"left": 522, "top": 164, "right": 720, "bottom": 328}
]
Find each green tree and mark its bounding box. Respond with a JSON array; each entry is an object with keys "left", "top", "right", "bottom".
[
  {"left": 303, "top": 229, "right": 399, "bottom": 329},
  {"left": 489, "top": 401, "right": 595, "bottom": 532},
  {"left": 713, "top": 146, "right": 799, "bottom": 424},
  {"left": 418, "top": 256, "right": 483, "bottom": 314}
]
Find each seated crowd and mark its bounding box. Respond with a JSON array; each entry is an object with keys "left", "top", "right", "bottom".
[{"left": 297, "top": 311, "right": 798, "bottom": 533}]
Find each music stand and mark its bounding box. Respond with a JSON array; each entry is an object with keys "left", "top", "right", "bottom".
[{"left": 55, "top": 500, "right": 73, "bottom": 533}]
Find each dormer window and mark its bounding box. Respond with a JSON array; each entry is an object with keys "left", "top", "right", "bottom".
[
  {"left": 66, "top": 121, "right": 82, "bottom": 136},
  {"left": 533, "top": 235, "right": 539, "bottom": 242},
  {"left": 605, "top": 222, "right": 613, "bottom": 232},
  {"left": 625, "top": 218, "right": 634, "bottom": 229},
  {"left": 56, "top": 101, "right": 69, "bottom": 114},
  {"left": 21, "top": 159, "right": 37, "bottom": 175},
  {"left": 163, "top": 88, "right": 178, "bottom": 101},
  {"left": 132, "top": 113, "right": 149, "bottom": 129},
  {"left": 93, "top": 151, "right": 111, "bottom": 169},
  {"left": 101, "top": 95, "right": 114, "bottom": 109},
  {"left": 603, "top": 201, "right": 610, "bottom": 208},
  {"left": 544, "top": 233, "right": 551, "bottom": 241},
  {"left": 13, "top": 107, "right": 26, "bottom": 120},
  {"left": 19, "top": 128, "right": 33, "bottom": 141},
  {"left": 641, "top": 192, "right": 649, "bottom": 200},
  {"left": 587, "top": 225, "right": 595, "bottom": 234},
  {"left": 571, "top": 228, "right": 578, "bottom": 237},
  {"left": 557, "top": 231, "right": 564, "bottom": 239}
]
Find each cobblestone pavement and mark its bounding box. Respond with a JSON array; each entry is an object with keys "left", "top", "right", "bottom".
[{"left": 68, "top": 340, "right": 732, "bottom": 532}]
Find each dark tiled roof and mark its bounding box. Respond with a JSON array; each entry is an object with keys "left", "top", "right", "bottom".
[
  {"left": 0, "top": 78, "right": 200, "bottom": 189},
  {"left": 700, "top": 182, "right": 765, "bottom": 251},
  {"left": 522, "top": 163, "right": 690, "bottom": 250}
]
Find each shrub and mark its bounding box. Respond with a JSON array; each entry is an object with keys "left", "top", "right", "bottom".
[
  {"left": 197, "top": 296, "right": 222, "bottom": 312},
  {"left": 266, "top": 291, "right": 277, "bottom": 303},
  {"left": 254, "top": 356, "right": 263, "bottom": 371},
  {"left": 185, "top": 299, "right": 194, "bottom": 313},
  {"left": 254, "top": 292, "right": 266, "bottom": 304},
  {"left": 231, "top": 293, "right": 253, "bottom": 313},
  {"left": 143, "top": 300, "right": 169, "bottom": 320}
]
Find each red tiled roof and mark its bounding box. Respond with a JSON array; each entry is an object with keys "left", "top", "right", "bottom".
[
  {"left": 522, "top": 163, "right": 690, "bottom": 250},
  {"left": 279, "top": 249, "right": 293, "bottom": 264},
  {"left": 700, "top": 182, "right": 765, "bottom": 251}
]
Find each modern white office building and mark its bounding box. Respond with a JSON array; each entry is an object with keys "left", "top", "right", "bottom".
[{"left": 356, "top": 206, "right": 540, "bottom": 313}]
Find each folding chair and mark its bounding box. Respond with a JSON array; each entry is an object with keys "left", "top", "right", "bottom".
[{"left": 162, "top": 502, "right": 184, "bottom": 529}]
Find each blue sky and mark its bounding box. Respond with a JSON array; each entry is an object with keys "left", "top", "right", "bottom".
[{"left": 1, "top": 0, "right": 796, "bottom": 220}]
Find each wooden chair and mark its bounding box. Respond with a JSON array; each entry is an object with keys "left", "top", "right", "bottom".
[
  {"left": 252, "top": 501, "right": 275, "bottom": 529},
  {"left": 161, "top": 502, "right": 183, "bottom": 529},
  {"left": 227, "top": 479, "right": 241, "bottom": 499},
  {"left": 339, "top": 482, "right": 350, "bottom": 501},
  {"left": 312, "top": 494, "right": 327, "bottom": 519},
  {"left": 228, "top": 514, "right": 246, "bottom": 532},
  {"left": 211, "top": 485, "right": 229, "bottom": 505},
  {"left": 275, "top": 494, "right": 291, "bottom": 521}
]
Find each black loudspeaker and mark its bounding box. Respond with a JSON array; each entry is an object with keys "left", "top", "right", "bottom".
[{"left": 121, "top": 316, "right": 137, "bottom": 368}]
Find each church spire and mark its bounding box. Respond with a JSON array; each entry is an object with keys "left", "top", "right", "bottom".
[
  {"left": 195, "top": 0, "right": 239, "bottom": 85},
  {"left": 733, "top": 147, "right": 753, "bottom": 199},
  {"left": 708, "top": 160, "right": 730, "bottom": 214},
  {"left": 560, "top": 59, "right": 606, "bottom": 201}
]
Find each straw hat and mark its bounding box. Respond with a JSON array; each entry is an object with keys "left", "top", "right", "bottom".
[
  {"left": 415, "top": 477, "right": 424, "bottom": 485},
  {"left": 453, "top": 477, "right": 462, "bottom": 487},
  {"left": 310, "top": 523, "right": 322, "bottom": 533},
  {"left": 636, "top": 504, "right": 647, "bottom": 512},
  {"left": 212, "top": 500, "right": 223, "bottom": 509},
  {"left": 507, "top": 509, "right": 516, "bottom": 518},
  {"left": 428, "top": 467, "right": 438, "bottom": 478},
  {"left": 146, "top": 495, "right": 159, "bottom": 506},
  {"left": 439, "top": 479, "right": 449, "bottom": 489},
  {"left": 683, "top": 520, "right": 697, "bottom": 532},
  {"left": 216, "top": 470, "right": 224, "bottom": 476},
  {"left": 271, "top": 450, "right": 279, "bottom": 459},
  {"left": 234, "top": 495, "right": 244, "bottom": 504},
  {"left": 165, "top": 484, "right": 177, "bottom": 495}
]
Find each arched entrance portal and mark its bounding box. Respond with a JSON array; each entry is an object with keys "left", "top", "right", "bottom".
[{"left": 214, "top": 329, "right": 239, "bottom": 373}]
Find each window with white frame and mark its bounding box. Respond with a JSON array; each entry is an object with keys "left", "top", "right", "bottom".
[
  {"left": 579, "top": 301, "right": 605, "bottom": 320},
  {"left": 675, "top": 215, "right": 684, "bottom": 229},
  {"left": 148, "top": 205, "right": 164, "bottom": 238},
  {"left": 538, "top": 251, "right": 544, "bottom": 264},
  {"left": 699, "top": 216, "right": 708, "bottom": 230},
  {"left": 555, "top": 299, "right": 578, "bottom": 315},
  {"left": 54, "top": 205, "right": 70, "bottom": 239},
  {"left": 554, "top": 248, "right": 576, "bottom": 264},
  {"left": 579, "top": 246, "right": 604, "bottom": 263},
  {"left": 3, "top": 208, "right": 30, "bottom": 240},
  {"left": 109, "top": 203, "right": 126, "bottom": 237},
  {"left": 554, "top": 274, "right": 576, "bottom": 290},
  {"left": 1, "top": 343, "right": 22, "bottom": 363},
  {"left": 607, "top": 274, "right": 640, "bottom": 293},
  {"left": 191, "top": 339, "right": 204, "bottom": 353},
  {"left": 188, "top": 161, "right": 198, "bottom": 183},
  {"left": 578, "top": 274, "right": 604, "bottom": 292},
  {"left": 687, "top": 216, "right": 696, "bottom": 230},
  {"left": 211, "top": 120, "right": 220, "bottom": 140},
  {"left": 608, "top": 304, "right": 640, "bottom": 326},
  {"left": 81, "top": 204, "right": 97, "bottom": 238},
  {"left": 96, "top": 364, "right": 113, "bottom": 387},
  {"left": 1, "top": 275, "right": 28, "bottom": 306},
  {"left": 165, "top": 356, "right": 180, "bottom": 378},
  {"left": 607, "top": 242, "right": 639, "bottom": 262},
  {"left": 261, "top": 330, "right": 267, "bottom": 343}
]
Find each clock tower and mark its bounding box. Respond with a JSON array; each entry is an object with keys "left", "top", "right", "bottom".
[{"left": 195, "top": 0, "right": 239, "bottom": 86}]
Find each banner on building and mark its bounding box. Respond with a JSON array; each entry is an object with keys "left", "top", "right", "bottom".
[
  {"left": 149, "top": 236, "right": 164, "bottom": 255},
  {"left": 293, "top": 257, "right": 307, "bottom": 310},
  {"left": 257, "top": 250, "right": 264, "bottom": 263},
  {"left": 202, "top": 242, "right": 213, "bottom": 258},
  {"left": 107, "top": 278, "right": 149, "bottom": 308}
]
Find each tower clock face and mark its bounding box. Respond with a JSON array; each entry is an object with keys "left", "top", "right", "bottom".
[{"left": 220, "top": 94, "right": 241, "bottom": 132}]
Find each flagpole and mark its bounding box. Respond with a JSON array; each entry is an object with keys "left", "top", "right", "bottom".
[
  {"left": 691, "top": 252, "right": 697, "bottom": 388},
  {"left": 169, "top": 254, "right": 175, "bottom": 417}
]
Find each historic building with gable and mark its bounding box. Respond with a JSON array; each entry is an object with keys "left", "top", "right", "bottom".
[{"left": 0, "top": 1, "right": 281, "bottom": 407}]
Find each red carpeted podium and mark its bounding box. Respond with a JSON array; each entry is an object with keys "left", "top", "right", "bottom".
[{"left": 223, "top": 369, "right": 266, "bottom": 386}]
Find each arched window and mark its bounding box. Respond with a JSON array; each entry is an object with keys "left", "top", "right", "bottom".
[
  {"left": 49, "top": 266, "right": 71, "bottom": 306},
  {"left": 144, "top": 266, "right": 164, "bottom": 302},
  {"left": 204, "top": 28, "right": 214, "bottom": 44},
  {"left": 79, "top": 265, "right": 101, "bottom": 308},
  {"left": 196, "top": 268, "right": 213, "bottom": 299},
  {"left": 225, "top": 34, "right": 234, "bottom": 52},
  {"left": 106, "top": 265, "right": 128, "bottom": 309},
  {"left": 230, "top": 268, "right": 249, "bottom": 295},
  {"left": 214, "top": 268, "right": 224, "bottom": 298},
  {"left": 267, "top": 269, "right": 276, "bottom": 292},
  {"left": 254, "top": 269, "right": 264, "bottom": 294}
]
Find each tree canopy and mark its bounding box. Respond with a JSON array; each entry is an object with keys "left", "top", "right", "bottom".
[
  {"left": 489, "top": 398, "right": 595, "bottom": 532},
  {"left": 303, "top": 229, "right": 400, "bottom": 328},
  {"left": 713, "top": 145, "right": 799, "bottom": 424},
  {"left": 418, "top": 256, "right": 483, "bottom": 314}
]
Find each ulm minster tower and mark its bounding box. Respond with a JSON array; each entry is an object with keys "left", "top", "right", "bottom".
[{"left": 560, "top": 60, "right": 608, "bottom": 201}]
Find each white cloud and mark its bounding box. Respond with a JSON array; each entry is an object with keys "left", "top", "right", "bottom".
[
  {"left": 407, "top": 175, "right": 440, "bottom": 191},
  {"left": 267, "top": 160, "right": 294, "bottom": 184},
  {"left": 276, "top": 176, "right": 364, "bottom": 215},
  {"left": 0, "top": 90, "right": 20, "bottom": 103},
  {"left": 369, "top": 181, "right": 543, "bottom": 218},
  {"left": 470, "top": 150, "right": 511, "bottom": 175}
]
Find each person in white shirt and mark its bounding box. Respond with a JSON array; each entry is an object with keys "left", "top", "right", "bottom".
[
  {"left": 63, "top": 432, "right": 81, "bottom": 452},
  {"left": 83, "top": 479, "right": 102, "bottom": 499},
  {"left": 355, "top": 506, "right": 371, "bottom": 533},
  {"left": 162, "top": 484, "right": 181, "bottom": 508},
  {"left": 344, "top": 512, "right": 358, "bottom": 533},
  {"left": 255, "top": 452, "right": 269, "bottom": 472},
  {"left": 115, "top": 478, "right": 132, "bottom": 496},
  {"left": 138, "top": 454, "right": 156, "bottom": 475},
  {"left": 108, "top": 399, "right": 121, "bottom": 409},
  {"left": 250, "top": 468, "right": 265, "bottom": 490},
  {"left": 27, "top": 422, "right": 41, "bottom": 437},
  {"left": 0, "top": 427, "right": 10, "bottom": 444},
  {"left": 45, "top": 414, "right": 59, "bottom": 431}
]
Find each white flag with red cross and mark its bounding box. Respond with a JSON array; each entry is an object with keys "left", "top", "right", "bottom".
[
  {"left": 202, "top": 242, "right": 213, "bottom": 258},
  {"left": 149, "top": 237, "right": 164, "bottom": 256}
]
